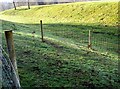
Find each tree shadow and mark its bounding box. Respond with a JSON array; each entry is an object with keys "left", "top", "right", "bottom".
[
  {"left": 2, "top": 20, "right": 119, "bottom": 54},
  {"left": 15, "top": 8, "right": 29, "bottom": 11},
  {"left": 1, "top": 20, "right": 119, "bottom": 88}
]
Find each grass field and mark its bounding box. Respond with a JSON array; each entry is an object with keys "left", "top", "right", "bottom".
[{"left": 0, "top": 1, "right": 119, "bottom": 88}]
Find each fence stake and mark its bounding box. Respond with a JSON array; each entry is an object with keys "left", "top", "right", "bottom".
[
  {"left": 40, "top": 20, "right": 44, "bottom": 42},
  {"left": 88, "top": 30, "right": 92, "bottom": 49},
  {"left": 4, "top": 30, "right": 19, "bottom": 78}
]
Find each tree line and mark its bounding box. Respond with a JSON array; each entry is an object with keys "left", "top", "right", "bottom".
[
  {"left": 1, "top": 0, "right": 99, "bottom": 10},
  {"left": 13, "top": 0, "right": 30, "bottom": 10}
]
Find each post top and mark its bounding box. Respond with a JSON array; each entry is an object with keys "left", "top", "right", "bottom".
[{"left": 4, "top": 30, "right": 12, "bottom": 32}]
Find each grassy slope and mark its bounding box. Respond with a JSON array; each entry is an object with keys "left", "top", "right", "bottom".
[
  {"left": 1, "top": 1, "right": 119, "bottom": 88},
  {"left": 0, "top": 1, "right": 118, "bottom": 25},
  {"left": 2, "top": 21, "right": 119, "bottom": 88}
]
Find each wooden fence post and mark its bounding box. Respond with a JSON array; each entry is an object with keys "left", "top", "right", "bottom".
[
  {"left": 88, "top": 30, "right": 92, "bottom": 49},
  {"left": 40, "top": 20, "right": 44, "bottom": 42},
  {"left": 4, "top": 30, "right": 19, "bottom": 77},
  {"left": 4, "top": 30, "right": 21, "bottom": 88}
]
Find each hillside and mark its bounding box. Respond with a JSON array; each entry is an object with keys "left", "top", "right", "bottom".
[
  {"left": 1, "top": 1, "right": 119, "bottom": 88},
  {"left": 0, "top": 1, "right": 118, "bottom": 26}
]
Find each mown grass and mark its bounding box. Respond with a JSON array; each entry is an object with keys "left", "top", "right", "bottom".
[
  {"left": 1, "top": 20, "right": 119, "bottom": 88},
  {"left": 0, "top": 1, "right": 119, "bottom": 88},
  {"left": 0, "top": 1, "right": 118, "bottom": 25}
]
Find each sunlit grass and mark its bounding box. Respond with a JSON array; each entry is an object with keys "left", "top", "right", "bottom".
[
  {"left": 1, "top": 1, "right": 119, "bottom": 88},
  {"left": 2, "top": 20, "right": 119, "bottom": 87},
  {"left": 0, "top": 1, "right": 118, "bottom": 25}
]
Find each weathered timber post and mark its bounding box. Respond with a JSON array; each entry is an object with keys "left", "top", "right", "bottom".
[
  {"left": 4, "top": 30, "right": 21, "bottom": 88},
  {"left": 5, "top": 30, "right": 17, "bottom": 70},
  {"left": 88, "top": 30, "right": 92, "bottom": 49},
  {"left": 5, "top": 30, "right": 20, "bottom": 89},
  {"left": 4, "top": 30, "right": 20, "bottom": 79},
  {"left": 40, "top": 20, "right": 44, "bottom": 42},
  {"left": 13, "top": 1, "right": 16, "bottom": 10}
]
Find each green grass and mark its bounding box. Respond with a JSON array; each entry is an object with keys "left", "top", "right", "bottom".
[
  {"left": 0, "top": 1, "right": 118, "bottom": 26},
  {"left": 0, "top": 1, "right": 119, "bottom": 88},
  {"left": 1, "top": 20, "right": 119, "bottom": 88}
]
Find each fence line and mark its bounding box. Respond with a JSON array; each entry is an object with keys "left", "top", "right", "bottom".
[{"left": 42, "top": 23, "right": 118, "bottom": 55}]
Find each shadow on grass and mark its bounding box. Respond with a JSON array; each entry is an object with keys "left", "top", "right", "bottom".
[
  {"left": 15, "top": 8, "right": 29, "bottom": 11},
  {"left": 2, "top": 20, "right": 119, "bottom": 88},
  {"left": 2, "top": 20, "right": 119, "bottom": 54},
  {"left": 2, "top": 20, "right": 119, "bottom": 35}
]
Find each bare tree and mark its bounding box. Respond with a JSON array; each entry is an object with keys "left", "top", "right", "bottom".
[
  {"left": 28, "top": 0, "right": 30, "bottom": 9},
  {"left": 13, "top": 1, "right": 16, "bottom": 10}
]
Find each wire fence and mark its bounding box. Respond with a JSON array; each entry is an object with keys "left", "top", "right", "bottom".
[
  {"left": 1, "top": 20, "right": 118, "bottom": 88},
  {"left": 43, "top": 23, "right": 118, "bottom": 56},
  {"left": 2, "top": 20, "right": 119, "bottom": 58},
  {"left": 0, "top": 45, "right": 20, "bottom": 89}
]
